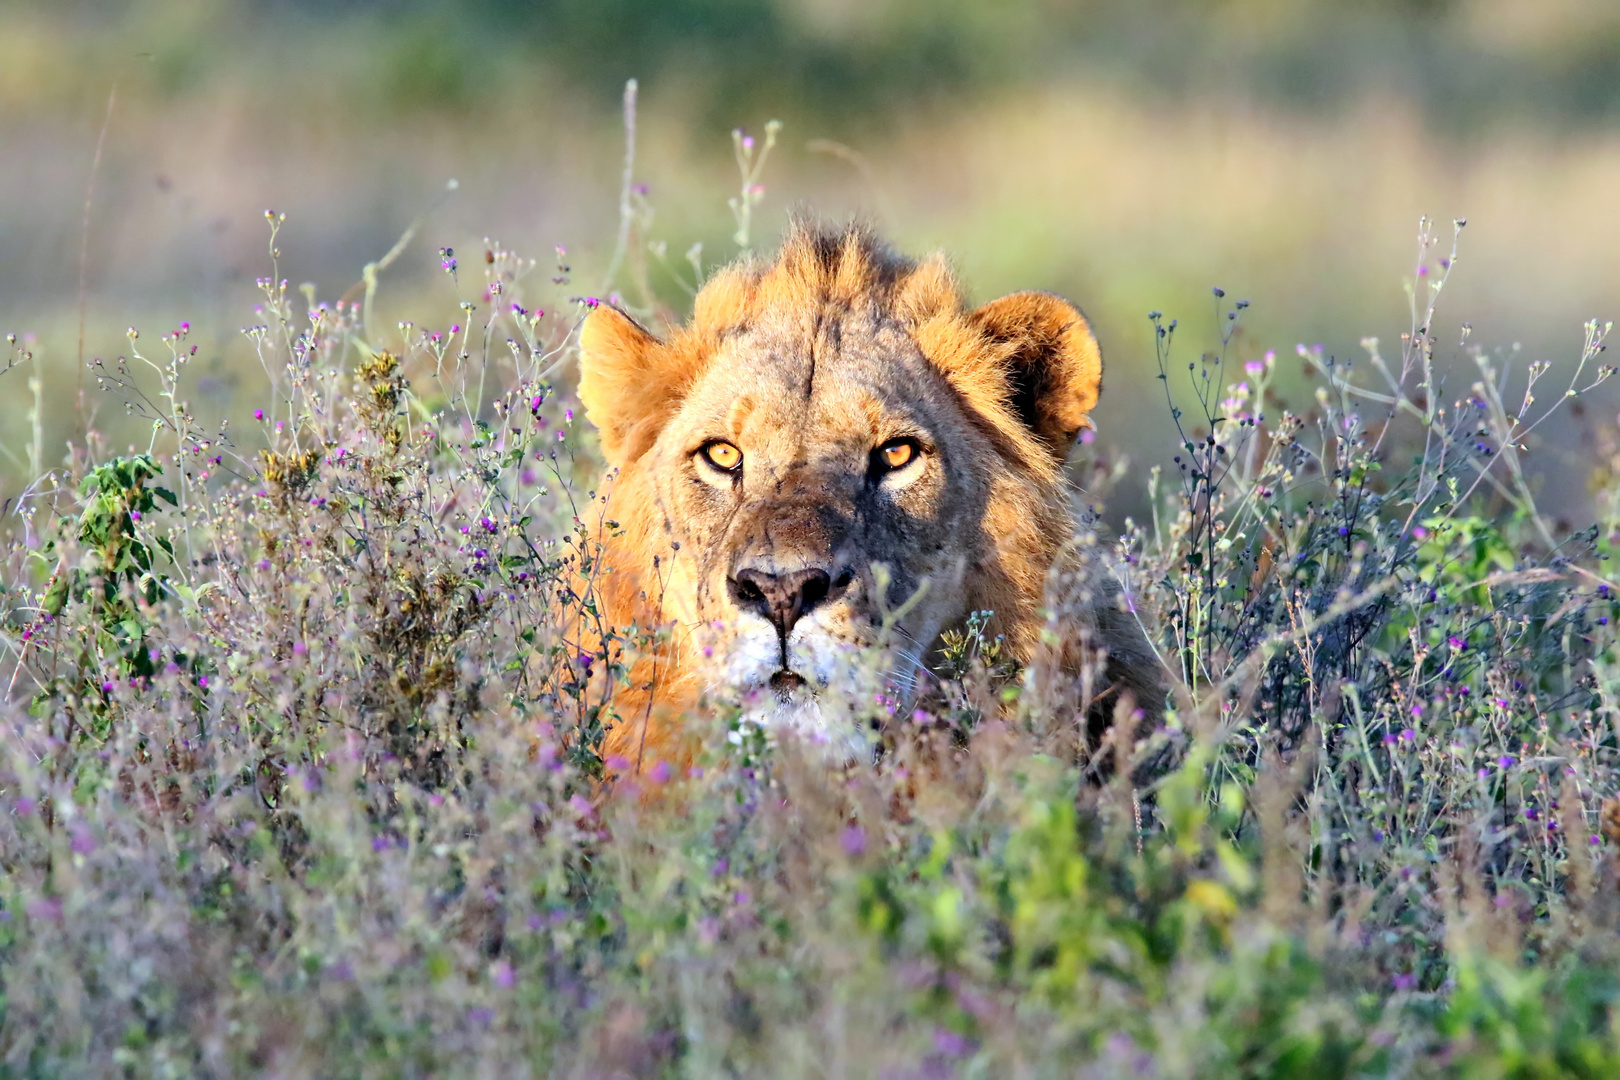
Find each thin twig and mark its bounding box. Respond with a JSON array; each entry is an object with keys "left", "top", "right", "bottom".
[
  {"left": 601, "top": 79, "right": 638, "bottom": 294},
  {"left": 76, "top": 83, "right": 118, "bottom": 440}
]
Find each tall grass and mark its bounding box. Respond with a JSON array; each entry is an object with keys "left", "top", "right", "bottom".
[{"left": 1, "top": 175, "right": 1618, "bottom": 1077}]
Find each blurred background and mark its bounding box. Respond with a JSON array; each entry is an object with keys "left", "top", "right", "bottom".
[{"left": 2, "top": 0, "right": 1617, "bottom": 526}]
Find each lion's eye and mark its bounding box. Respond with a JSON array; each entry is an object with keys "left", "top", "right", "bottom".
[
  {"left": 876, "top": 439, "right": 917, "bottom": 472},
  {"left": 700, "top": 441, "right": 743, "bottom": 472}
]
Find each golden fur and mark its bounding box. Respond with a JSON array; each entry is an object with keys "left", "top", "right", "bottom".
[{"left": 576, "top": 222, "right": 1161, "bottom": 770}]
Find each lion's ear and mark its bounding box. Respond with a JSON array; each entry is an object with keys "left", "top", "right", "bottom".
[
  {"left": 970, "top": 291, "right": 1102, "bottom": 458},
  {"left": 577, "top": 303, "right": 670, "bottom": 468}
]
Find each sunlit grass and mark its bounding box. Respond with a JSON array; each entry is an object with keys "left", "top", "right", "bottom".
[{"left": 1, "top": 160, "right": 1618, "bottom": 1078}]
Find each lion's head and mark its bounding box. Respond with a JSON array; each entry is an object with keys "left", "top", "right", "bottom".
[{"left": 578, "top": 223, "right": 1147, "bottom": 766}]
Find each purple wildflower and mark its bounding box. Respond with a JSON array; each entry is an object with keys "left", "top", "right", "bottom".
[
  {"left": 26, "top": 898, "right": 63, "bottom": 922},
  {"left": 933, "top": 1028, "right": 970, "bottom": 1057}
]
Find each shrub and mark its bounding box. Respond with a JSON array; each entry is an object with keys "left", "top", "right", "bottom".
[{"left": 0, "top": 149, "right": 1617, "bottom": 1078}]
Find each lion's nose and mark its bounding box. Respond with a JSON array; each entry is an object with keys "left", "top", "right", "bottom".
[{"left": 728, "top": 565, "right": 850, "bottom": 636}]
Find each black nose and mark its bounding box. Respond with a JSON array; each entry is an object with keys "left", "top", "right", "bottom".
[{"left": 729, "top": 566, "right": 848, "bottom": 635}]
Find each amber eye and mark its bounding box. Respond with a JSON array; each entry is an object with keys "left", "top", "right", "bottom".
[
  {"left": 877, "top": 439, "right": 916, "bottom": 472},
  {"left": 700, "top": 441, "right": 743, "bottom": 472}
]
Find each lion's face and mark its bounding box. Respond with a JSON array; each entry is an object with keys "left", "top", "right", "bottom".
[
  {"left": 579, "top": 225, "right": 1104, "bottom": 757},
  {"left": 642, "top": 308, "right": 995, "bottom": 749}
]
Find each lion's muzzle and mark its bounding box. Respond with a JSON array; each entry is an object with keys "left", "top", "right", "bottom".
[{"left": 727, "top": 565, "right": 852, "bottom": 640}]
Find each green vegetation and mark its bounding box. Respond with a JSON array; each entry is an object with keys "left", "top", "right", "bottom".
[{"left": 0, "top": 116, "right": 1617, "bottom": 1075}]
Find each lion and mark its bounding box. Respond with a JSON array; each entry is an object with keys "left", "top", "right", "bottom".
[{"left": 575, "top": 222, "right": 1164, "bottom": 771}]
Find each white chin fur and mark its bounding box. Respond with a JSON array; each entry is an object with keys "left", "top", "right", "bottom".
[
  {"left": 705, "top": 611, "right": 881, "bottom": 761},
  {"left": 738, "top": 691, "right": 873, "bottom": 763}
]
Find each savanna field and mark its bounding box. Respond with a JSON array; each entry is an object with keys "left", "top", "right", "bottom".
[{"left": 6, "top": 3, "right": 1620, "bottom": 1074}]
